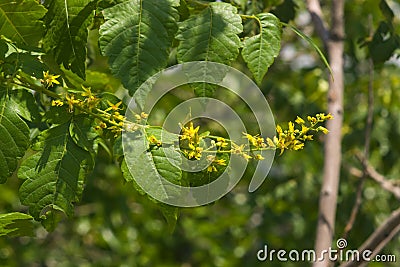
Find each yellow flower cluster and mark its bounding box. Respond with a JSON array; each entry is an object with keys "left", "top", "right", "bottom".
[
  {"left": 178, "top": 113, "right": 331, "bottom": 172},
  {"left": 266, "top": 113, "right": 333, "bottom": 155},
  {"left": 179, "top": 122, "right": 203, "bottom": 160},
  {"left": 243, "top": 133, "right": 267, "bottom": 149},
  {"left": 51, "top": 86, "right": 99, "bottom": 113},
  {"left": 48, "top": 83, "right": 147, "bottom": 138},
  {"left": 81, "top": 86, "right": 99, "bottom": 110},
  {"left": 98, "top": 100, "right": 126, "bottom": 136}
]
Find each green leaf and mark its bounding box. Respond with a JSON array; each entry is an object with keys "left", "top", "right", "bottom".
[
  {"left": 0, "top": 0, "right": 46, "bottom": 46},
  {"left": 99, "top": 0, "right": 179, "bottom": 95},
  {"left": 10, "top": 89, "right": 41, "bottom": 122},
  {"left": 2, "top": 52, "right": 47, "bottom": 78},
  {"left": 44, "top": 105, "right": 73, "bottom": 125},
  {"left": 43, "top": 0, "right": 98, "bottom": 78},
  {"left": 70, "top": 114, "right": 99, "bottom": 155},
  {"left": 160, "top": 204, "right": 178, "bottom": 233},
  {"left": 241, "top": 13, "right": 282, "bottom": 85},
  {"left": 18, "top": 122, "right": 93, "bottom": 228},
  {"left": 379, "top": 0, "right": 394, "bottom": 22},
  {"left": 0, "top": 91, "right": 30, "bottom": 184},
  {"left": 185, "top": 152, "right": 230, "bottom": 187},
  {"left": 121, "top": 158, "right": 179, "bottom": 233},
  {"left": 176, "top": 2, "right": 243, "bottom": 64},
  {"left": 0, "top": 212, "right": 34, "bottom": 237},
  {"left": 368, "top": 22, "right": 400, "bottom": 64},
  {"left": 123, "top": 127, "right": 182, "bottom": 203},
  {"left": 176, "top": 2, "right": 242, "bottom": 97},
  {"left": 0, "top": 39, "right": 8, "bottom": 60}
]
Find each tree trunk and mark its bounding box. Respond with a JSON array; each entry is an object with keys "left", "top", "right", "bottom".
[{"left": 309, "top": 1, "right": 345, "bottom": 266}]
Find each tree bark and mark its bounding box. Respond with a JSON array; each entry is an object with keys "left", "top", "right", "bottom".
[{"left": 307, "top": 1, "right": 345, "bottom": 267}]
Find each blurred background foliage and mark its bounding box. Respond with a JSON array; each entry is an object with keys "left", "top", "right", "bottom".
[{"left": 1, "top": 0, "right": 400, "bottom": 266}]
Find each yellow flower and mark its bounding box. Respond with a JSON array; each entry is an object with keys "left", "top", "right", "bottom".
[
  {"left": 140, "top": 112, "right": 148, "bottom": 119},
  {"left": 216, "top": 137, "right": 228, "bottom": 148},
  {"left": 105, "top": 100, "right": 122, "bottom": 112},
  {"left": 243, "top": 133, "right": 266, "bottom": 148},
  {"left": 81, "top": 86, "right": 94, "bottom": 98},
  {"left": 231, "top": 143, "right": 245, "bottom": 154},
  {"left": 42, "top": 71, "right": 60, "bottom": 87},
  {"left": 325, "top": 113, "right": 333, "bottom": 120},
  {"left": 65, "top": 93, "right": 80, "bottom": 112},
  {"left": 295, "top": 116, "right": 305, "bottom": 125},
  {"left": 301, "top": 125, "right": 309, "bottom": 134},
  {"left": 148, "top": 135, "right": 161, "bottom": 146},
  {"left": 241, "top": 153, "right": 252, "bottom": 161},
  {"left": 214, "top": 159, "right": 227, "bottom": 166},
  {"left": 243, "top": 133, "right": 257, "bottom": 146},
  {"left": 276, "top": 125, "right": 283, "bottom": 135},
  {"left": 266, "top": 137, "right": 275, "bottom": 148},
  {"left": 108, "top": 125, "right": 122, "bottom": 136},
  {"left": 307, "top": 116, "right": 317, "bottom": 124},
  {"left": 207, "top": 165, "right": 217, "bottom": 173},
  {"left": 180, "top": 122, "right": 200, "bottom": 141},
  {"left": 254, "top": 154, "right": 265, "bottom": 160},
  {"left": 113, "top": 113, "right": 125, "bottom": 122},
  {"left": 51, "top": 100, "right": 64, "bottom": 107},
  {"left": 187, "top": 147, "right": 202, "bottom": 160},
  {"left": 303, "top": 135, "right": 313, "bottom": 141},
  {"left": 288, "top": 121, "right": 295, "bottom": 133},
  {"left": 81, "top": 86, "right": 98, "bottom": 109},
  {"left": 292, "top": 140, "right": 305, "bottom": 150},
  {"left": 317, "top": 126, "right": 329, "bottom": 134}
]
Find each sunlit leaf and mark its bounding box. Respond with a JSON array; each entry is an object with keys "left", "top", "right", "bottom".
[
  {"left": 0, "top": 212, "right": 34, "bottom": 237},
  {"left": 0, "top": 89, "right": 30, "bottom": 184},
  {"left": 43, "top": 0, "right": 98, "bottom": 78},
  {"left": 0, "top": 0, "right": 46, "bottom": 46},
  {"left": 99, "top": 0, "right": 179, "bottom": 95},
  {"left": 176, "top": 2, "right": 243, "bottom": 97},
  {"left": 241, "top": 13, "right": 282, "bottom": 85}
]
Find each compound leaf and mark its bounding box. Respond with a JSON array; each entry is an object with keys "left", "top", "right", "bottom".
[
  {"left": 43, "top": 0, "right": 97, "bottom": 78},
  {"left": 0, "top": 90, "right": 30, "bottom": 184},
  {"left": 241, "top": 13, "right": 282, "bottom": 85},
  {"left": 99, "top": 0, "right": 179, "bottom": 95},
  {"left": 0, "top": 0, "right": 46, "bottom": 46},
  {"left": 18, "top": 122, "right": 92, "bottom": 229}
]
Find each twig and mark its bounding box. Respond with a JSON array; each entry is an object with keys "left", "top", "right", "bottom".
[
  {"left": 339, "top": 207, "right": 400, "bottom": 267},
  {"left": 353, "top": 155, "right": 400, "bottom": 200}
]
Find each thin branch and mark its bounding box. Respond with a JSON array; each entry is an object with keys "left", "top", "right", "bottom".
[
  {"left": 339, "top": 207, "right": 400, "bottom": 267},
  {"left": 306, "top": 0, "right": 329, "bottom": 47},
  {"left": 354, "top": 155, "right": 400, "bottom": 200}
]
